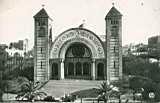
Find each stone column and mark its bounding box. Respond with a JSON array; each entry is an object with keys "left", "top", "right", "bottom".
[
  {"left": 91, "top": 59, "right": 96, "bottom": 80},
  {"left": 158, "top": 58, "right": 160, "bottom": 68},
  {"left": 66, "top": 64, "right": 68, "bottom": 76},
  {"left": 82, "top": 63, "right": 83, "bottom": 76},
  {"left": 74, "top": 63, "right": 76, "bottom": 76},
  {"left": 60, "top": 59, "right": 64, "bottom": 80},
  {"left": 49, "top": 62, "right": 52, "bottom": 79}
]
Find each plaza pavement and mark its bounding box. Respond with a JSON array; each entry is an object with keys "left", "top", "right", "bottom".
[{"left": 40, "top": 80, "right": 104, "bottom": 97}]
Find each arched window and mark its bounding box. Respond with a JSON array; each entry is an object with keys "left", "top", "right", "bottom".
[
  {"left": 65, "top": 43, "right": 92, "bottom": 58},
  {"left": 97, "top": 63, "right": 104, "bottom": 77},
  {"left": 83, "top": 62, "right": 90, "bottom": 75},
  {"left": 39, "top": 27, "right": 45, "bottom": 37},
  {"left": 111, "top": 25, "right": 119, "bottom": 37}
]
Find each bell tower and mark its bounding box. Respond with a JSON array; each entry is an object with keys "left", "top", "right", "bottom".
[
  {"left": 105, "top": 6, "right": 122, "bottom": 81},
  {"left": 34, "top": 7, "right": 52, "bottom": 82}
]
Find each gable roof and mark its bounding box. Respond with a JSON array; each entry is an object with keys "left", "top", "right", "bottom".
[
  {"left": 34, "top": 8, "right": 49, "bottom": 18},
  {"left": 105, "top": 6, "right": 122, "bottom": 18}
]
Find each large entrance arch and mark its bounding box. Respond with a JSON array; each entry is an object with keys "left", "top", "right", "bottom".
[
  {"left": 50, "top": 28, "right": 105, "bottom": 59},
  {"left": 64, "top": 43, "right": 92, "bottom": 79},
  {"left": 50, "top": 28, "right": 105, "bottom": 80}
]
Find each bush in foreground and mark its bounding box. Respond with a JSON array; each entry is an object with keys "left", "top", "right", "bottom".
[
  {"left": 61, "top": 94, "right": 77, "bottom": 102},
  {"left": 43, "top": 96, "right": 60, "bottom": 102}
]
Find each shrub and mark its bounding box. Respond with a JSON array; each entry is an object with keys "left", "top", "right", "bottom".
[
  {"left": 19, "top": 66, "right": 34, "bottom": 81},
  {"left": 61, "top": 94, "right": 77, "bottom": 102},
  {"left": 5, "top": 76, "right": 29, "bottom": 94},
  {"left": 0, "top": 89, "right": 3, "bottom": 102},
  {"left": 43, "top": 96, "right": 59, "bottom": 102}
]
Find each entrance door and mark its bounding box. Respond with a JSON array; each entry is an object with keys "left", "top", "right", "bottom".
[
  {"left": 52, "top": 63, "right": 58, "bottom": 79},
  {"left": 97, "top": 63, "right": 104, "bottom": 79},
  {"left": 83, "top": 62, "right": 90, "bottom": 76},
  {"left": 76, "top": 62, "right": 82, "bottom": 75},
  {"left": 68, "top": 63, "right": 74, "bottom": 75},
  {"left": 64, "top": 43, "right": 92, "bottom": 79}
]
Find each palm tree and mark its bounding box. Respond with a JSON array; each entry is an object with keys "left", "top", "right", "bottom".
[
  {"left": 98, "top": 79, "right": 129, "bottom": 103},
  {"left": 98, "top": 81, "right": 116, "bottom": 103},
  {"left": 16, "top": 81, "right": 47, "bottom": 101},
  {"left": 111, "top": 77, "right": 130, "bottom": 103}
]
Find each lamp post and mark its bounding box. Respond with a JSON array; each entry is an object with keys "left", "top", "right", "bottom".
[
  {"left": 140, "top": 88, "right": 144, "bottom": 103},
  {"left": 149, "top": 92, "right": 155, "bottom": 103}
]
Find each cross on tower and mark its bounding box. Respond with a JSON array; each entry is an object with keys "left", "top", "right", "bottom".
[
  {"left": 82, "top": 19, "right": 86, "bottom": 23},
  {"left": 112, "top": 2, "right": 115, "bottom": 6},
  {"left": 42, "top": 4, "right": 45, "bottom": 8}
]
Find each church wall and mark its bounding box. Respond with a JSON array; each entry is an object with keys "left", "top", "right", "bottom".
[
  {"left": 34, "top": 7, "right": 122, "bottom": 82},
  {"left": 106, "top": 15, "right": 123, "bottom": 81},
  {"left": 34, "top": 17, "right": 50, "bottom": 82}
]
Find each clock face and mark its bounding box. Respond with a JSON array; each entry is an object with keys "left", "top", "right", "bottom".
[{"left": 38, "top": 27, "right": 45, "bottom": 37}]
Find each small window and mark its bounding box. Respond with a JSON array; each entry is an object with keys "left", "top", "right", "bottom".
[
  {"left": 49, "top": 28, "right": 52, "bottom": 37},
  {"left": 41, "top": 21, "right": 46, "bottom": 26},
  {"left": 114, "top": 61, "right": 116, "bottom": 68},
  {"left": 36, "top": 21, "right": 40, "bottom": 26},
  {"left": 38, "top": 27, "right": 45, "bottom": 37},
  {"left": 116, "top": 20, "right": 119, "bottom": 24},
  {"left": 114, "top": 47, "right": 116, "bottom": 53},
  {"left": 111, "top": 20, "right": 118, "bottom": 24},
  {"left": 41, "top": 61, "right": 43, "bottom": 69},
  {"left": 112, "top": 26, "right": 118, "bottom": 28},
  {"left": 111, "top": 20, "right": 113, "bottom": 24},
  {"left": 41, "top": 47, "right": 42, "bottom": 53}
]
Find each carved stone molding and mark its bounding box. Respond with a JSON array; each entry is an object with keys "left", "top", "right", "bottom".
[{"left": 50, "top": 28, "right": 105, "bottom": 59}]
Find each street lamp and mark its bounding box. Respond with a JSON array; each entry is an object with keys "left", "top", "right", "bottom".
[
  {"left": 140, "top": 88, "right": 144, "bottom": 103},
  {"left": 149, "top": 92, "right": 155, "bottom": 102}
]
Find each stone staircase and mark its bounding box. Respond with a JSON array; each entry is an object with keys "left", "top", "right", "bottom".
[{"left": 41, "top": 80, "right": 105, "bottom": 97}]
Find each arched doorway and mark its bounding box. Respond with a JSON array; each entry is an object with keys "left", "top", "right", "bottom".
[
  {"left": 50, "top": 28, "right": 106, "bottom": 80},
  {"left": 83, "top": 62, "right": 90, "bottom": 76},
  {"left": 76, "top": 62, "right": 82, "bottom": 75},
  {"left": 97, "top": 63, "right": 104, "bottom": 79},
  {"left": 68, "top": 63, "right": 74, "bottom": 75},
  {"left": 64, "top": 42, "right": 92, "bottom": 79},
  {"left": 52, "top": 63, "right": 58, "bottom": 79}
]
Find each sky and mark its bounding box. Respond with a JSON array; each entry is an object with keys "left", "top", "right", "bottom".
[{"left": 0, "top": 0, "right": 160, "bottom": 49}]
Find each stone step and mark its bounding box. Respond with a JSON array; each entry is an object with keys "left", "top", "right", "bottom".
[
  {"left": 46, "top": 80, "right": 104, "bottom": 85},
  {"left": 41, "top": 80, "right": 105, "bottom": 97}
]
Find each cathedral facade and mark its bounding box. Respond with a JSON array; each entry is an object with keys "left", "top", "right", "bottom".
[{"left": 34, "top": 6, "right": 122, "bottom": 82}]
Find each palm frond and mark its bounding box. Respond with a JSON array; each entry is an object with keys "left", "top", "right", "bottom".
[{"left": 16, "top": 81, "right": 47, "bottom": 101}]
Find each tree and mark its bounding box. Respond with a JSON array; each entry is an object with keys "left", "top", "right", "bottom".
[
  {"left": 148, "top": 43, "right": 160, "bottom": 67},
  {"left": 123, "top": 54, "right": 159, "bottom": 78},
  {"left": 111, "top": 78, "right": 129, "bottom": 103},
  {"left": 0, "top": 46, "right": 8, "bottom": 101},
  {"left": 129, "top": 76, "right": 160, "bottom": 101},
  {"left": 16, "top": 81, "right": 47, "bottom": 101},
  {"left": 98, "top": 81, "right": 118, "bottom": 103},
  {"left": 19, "top": 65, "right": 34, "bottom": 81},
  {"left": 0, "top": 46, "right": 8, "bottom": 78},
  {"left": 0, "top": 81, "right": 6, "bottom": 102}
]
